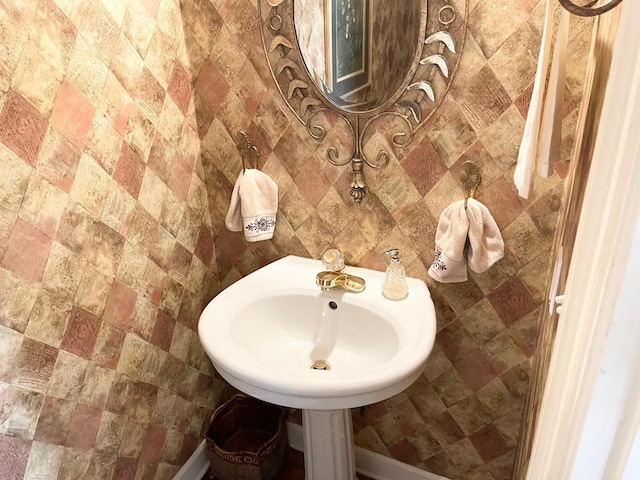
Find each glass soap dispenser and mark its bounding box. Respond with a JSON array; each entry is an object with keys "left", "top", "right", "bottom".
[{"left": 382, "top": 248, "right": 409, "bottom": 300}]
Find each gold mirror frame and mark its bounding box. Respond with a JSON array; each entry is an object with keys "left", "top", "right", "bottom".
[{"left": 259, "top": 0, "right": 468, "bottom": 203}]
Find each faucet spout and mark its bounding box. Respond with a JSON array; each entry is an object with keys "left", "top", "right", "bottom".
[{"left": 316, "top": 271, "right": 366, "bottom": 293}]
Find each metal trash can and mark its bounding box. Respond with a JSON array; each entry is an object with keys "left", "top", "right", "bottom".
[{"left": 204, "top": 394, "right": 288, "bottom": 480}]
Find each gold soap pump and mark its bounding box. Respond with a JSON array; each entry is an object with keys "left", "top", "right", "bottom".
[{"left": 382, "top": 249, "right": 408, "bottom": 300}]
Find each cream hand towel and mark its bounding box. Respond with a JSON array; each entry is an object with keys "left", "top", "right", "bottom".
[
  {"left": 225, "top": 169, "right": 279, "bottom": 242},
  {"left": 466, "top": 198, "right": 504, "bottom": 273},
  {"left": 536, "top": 8, "right": 570, "bottom": 178},
  {"left": 225, "top": 170, "right": 244, "bottom": 232},
  {"left": 513, "top": 0, "right": 555, "bottom": 199},
  {"left": 428, "top": 200, "right": 469, "bottom": 283}
]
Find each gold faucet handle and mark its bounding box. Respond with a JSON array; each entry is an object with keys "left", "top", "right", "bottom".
[{"left": 316, "top": 271, "right": 365, "bottom": 293}]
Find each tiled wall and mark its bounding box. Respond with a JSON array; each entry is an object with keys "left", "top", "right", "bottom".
[
  {"left": 0, "top": 1, "right": 594, "bottom": 480},
  {"left": 0, "top": 0, "right": 226, "bottom": 479},
  {"left": 201, "top": 2, "right": 593, "bottom": 480}
]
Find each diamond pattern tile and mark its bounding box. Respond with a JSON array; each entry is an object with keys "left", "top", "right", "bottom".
[{"left": 0, "top": 0, "right": 595, "bottom": 478}]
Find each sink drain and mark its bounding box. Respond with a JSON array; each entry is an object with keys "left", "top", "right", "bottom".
[{"left": 310, "top": 360, "right": 330, "bottom": 370}]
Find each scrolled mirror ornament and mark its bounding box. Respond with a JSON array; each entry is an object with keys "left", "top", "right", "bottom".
[
  {"left": 258, "top": 0, "right": 468, "bottom": 203},
  {"left": 559, "top": 0, "right": 623, "bottom": 16}
]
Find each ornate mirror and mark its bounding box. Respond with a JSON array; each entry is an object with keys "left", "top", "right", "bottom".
[{"left": 259, "top": 0, "right": 468, "bottom": 202}]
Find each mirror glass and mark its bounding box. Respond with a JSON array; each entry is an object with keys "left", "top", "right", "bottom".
[{"left": 294, "top": 0, "right": 422, "bottom": 113}]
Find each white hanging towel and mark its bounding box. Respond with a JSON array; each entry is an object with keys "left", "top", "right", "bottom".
[
  {"left": 428, "top": 200, "right": 470, "bottom": 283},
  {"left": 537, "top": 8, "right": 570, "bottom": 178},
  {"left": 514, "top": 0, "right": 570, "bottom": 198},
  {"left": 225, "top": 169, "right": 278, "bottom": 242},
  {"left": 465, "top": 198, "right": 505, "bottom": 273}
]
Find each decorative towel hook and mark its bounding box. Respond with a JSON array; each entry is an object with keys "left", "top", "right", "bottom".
[
  {"left": 460, "top": 161, "right": 481, "bottom": 208},
  {"left": 235, "top": 131, "right": 260, "bottom": 171}
]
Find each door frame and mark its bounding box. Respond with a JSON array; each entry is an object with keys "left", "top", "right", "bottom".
[{"left": 526, "top": 1, "right": 640, "bottom": 478}]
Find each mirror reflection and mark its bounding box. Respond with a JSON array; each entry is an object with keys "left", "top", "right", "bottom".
[{"left": 294, "top": 0, "right": 422, "bottom": 112}]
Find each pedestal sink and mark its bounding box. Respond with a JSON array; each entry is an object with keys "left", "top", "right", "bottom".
[{"left": 198, "top": 255, "right": 436, "bottom": 479}]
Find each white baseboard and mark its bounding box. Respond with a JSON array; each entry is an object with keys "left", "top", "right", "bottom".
[
  {"left": 174, "top": 421, "right": 449, "bottom": 480},
  {"left": 286, "top": 422, "right": 448, "bottom": 480},
  {"left": 172, "top": 439, "right": 211, "bottom": 480}
]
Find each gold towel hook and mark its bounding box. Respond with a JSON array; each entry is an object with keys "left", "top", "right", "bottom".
[
  {"left": 235, "top": 131, "right": 260, "bottom": 172},
  {"left": 460, "top": 161, "right": 481, "bottom": 208}
]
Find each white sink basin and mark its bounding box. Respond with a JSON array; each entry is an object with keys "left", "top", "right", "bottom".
[{"left": 198, "top": 255, "right": 437, "bottom": 410}]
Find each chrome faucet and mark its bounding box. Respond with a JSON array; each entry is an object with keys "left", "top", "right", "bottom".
[{"left": 316, "top": 249, "right": 366, "bottom": 292}]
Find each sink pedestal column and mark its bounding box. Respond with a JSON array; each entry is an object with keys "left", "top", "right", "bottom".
[{"left": 302, "top": 409, "right": 358, "bottom": 480}]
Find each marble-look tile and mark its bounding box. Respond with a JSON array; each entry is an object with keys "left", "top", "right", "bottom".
[
  {"left": 2, "top": 218, "right": 52, "bottom": 283},
  {"left": 35, "top": 127, "right": 81, "bottom": 194},
  {"left": 24, "top": 290, "right": 72, "bottom": 348},
  {"left": 449, "top": 394, "right": 494, "bottom": 437},
  {"left": 0, "top": 434, "right": 32, "bottom": 479},
  {"left": 0, "top": 0, "right": 591, "bottom": 477},
  {"left": 457, "top": 299, "right": 504, "bottom": 345},
  {"left": 401, "top": 139, "right": 448, "bottom": 197},
  {"left": 0, "top": 146, "right": 32, "bottom": 215},
  {"left": 83, "top": 116, "right": 123, "bottom": 176},
  {"left": 101, "top": 72, "right": 135, "bottom": 136},
  {"left": 140, "top": 424, "right": 166, "bottom": 463},
  {"left": 454, "top": 349, "right": 497, "bottom": 392},
  {"left": 73, "top": 265, "right": 112, "bottom": 317},
  {"left": 56, "top": 446, "right": 92, "bottom": 480},
  {"left": 88, "top": 222, "right": 126, "bottom": 278},
  {"left": 150, "top": 310, "right": 175, "bottom": 352},
  {"left": 122, "top": 0, "right": 155, "bottom": 58},
  {"left": 0, "top": 384, "right": 44, "bottom": 439},
  {"left": 488, "top": 23, "right": 540, "bottom": 100},
  {"left": 91, "top": 323, "right": 126, "bottom": 369},
  {"left": 65, "top": 403, "right": 102, "bottom": 449},
  {"left": 457, "top": 66, "right": 512, "bottom": 133},
  {"left": 11, "top": 44, "right": 64, "bottom": 118},
  {"left": 33, "top": 396, "right": 75, "bottom": 445},
  {"left": 94, "top": 410, "right": 125, "bottom": 455},
  {"left": 469, "top": 424, "right": 510, "bottom": 463},
  {"left": 0, "top": 6, "right": 29, "bottom": 81},
  {"left": 20, "top": 173, "right": 66, "bottom": 237},
  {"left": 445, "top": 438, "right": 485, "bottom": 474},
  {"left": 509, "top": 306, "right": 541, "bottom": 358},
  {"left": 480, "top": 106, "right": 526, "bottom": 173},
  {"left": 13, "top": 338, "right": 58, "bottom": 392},
  {"left": 167, "top": 62, "right": 192, "bottom": 115},
  {"left": 425, "top": 409, "right": 466, "bottom": 449},
  {"left": 78, "top": 364, "right": 116, "bottom": 410},
  {"left": 70, "top": 154, "right": 111, "bottom": 217},
  {"left": 47, "top": 351, "right": 88, "bottom": 401},
  {"left": 114, "top": 456, "right": 138, "bottom": 480},
  {"left": 84, "top": 451, "right": 116, "bottom": 479},
  {"left": 66, "top": 36, "right": 110, "bottom": 104},
  {"left": 49, "top": 79, "right": 95, "bottom": 148},
  {"left": 136, "top": 68, "right": 166, "bottom": 123},
  {"left": 60, "top": 307, "right": 101, "bottom": 360},
  {"left": 468, "top": 0, "right": 528, "bottom": 58},
  {"left": 476, "top": 378, "right": 519, "bottom": 422},
  {"left": 0, "top": 89, "right": 48, "bottom": 165},
  {"left": 487, "top": 276, "right": 537, "bottom": 327},
  {"left": 481, "top": 331, "right": 529, "bottom": 376},
  {"left": 124, "top": 106, "right": 156, "bottom": 159}
]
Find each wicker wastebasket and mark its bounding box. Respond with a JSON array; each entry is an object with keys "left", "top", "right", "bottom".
[{"left": 205, "top": 394, "right": 288, "bottom": 480}]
